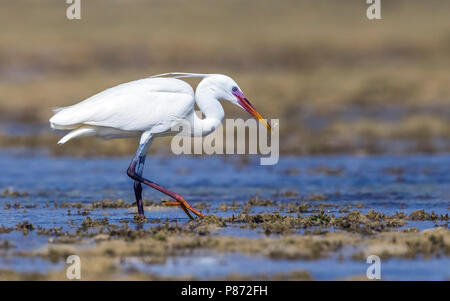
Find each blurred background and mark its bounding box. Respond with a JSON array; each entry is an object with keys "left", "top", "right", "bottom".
[
  {"left": 0, "top": 0, "right": 450, "bottom": 156},
  {"left": 0, "top": 0, "right": 450, "bottom": 281}
]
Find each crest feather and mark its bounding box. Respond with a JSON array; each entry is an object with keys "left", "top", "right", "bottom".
[{"left": 149, "top": 72, "right": 216, "bottom": 79}]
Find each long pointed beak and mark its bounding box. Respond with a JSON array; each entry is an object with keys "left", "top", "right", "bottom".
[{"left": 235, "top": 93, "right": 271, "bottom": 132}]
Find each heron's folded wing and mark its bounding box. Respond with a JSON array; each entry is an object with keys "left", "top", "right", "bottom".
[{"left": 49, "top": 78, "right": 194, "bottom": 132}]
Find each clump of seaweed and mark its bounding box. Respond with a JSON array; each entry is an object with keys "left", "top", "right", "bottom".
[
  {"left": 80, "top": 217, "right": 109, "bottom": 228},
  {"left": 1, "top": 188, "right": 28, "bottom": 197},
  {"left": 15, "top": 221, "right": 34, "bottom": 235},
  {"left": 279, "top": 202, "right": 311, "bottom": 213},
  {"left": 408, "top": 209, "right": 446, "bottom": 221},
  {"left": 37, "top": 226, "right": 65, "bottom": 237},
  {"left": 248, "top": 196, "right": 277, "bottom": 207},
  {"left": 0, "top": 226, "right": 13, "bottom": 234},
  {"left": 92, "top": 199, "right": 132, "bottom": 209}
]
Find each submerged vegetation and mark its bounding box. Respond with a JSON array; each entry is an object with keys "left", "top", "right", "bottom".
[{"left": 0, "top": 195, "right": 448, "bottom": 280}]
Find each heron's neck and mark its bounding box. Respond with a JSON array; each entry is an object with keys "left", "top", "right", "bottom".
[{"left": 190, "top": 86, "right": 224, "bottom": 136}]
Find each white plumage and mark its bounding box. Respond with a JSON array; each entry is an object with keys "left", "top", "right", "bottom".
[
  {"left": 50, "top": 77, "right": 196, "bottom": 144},
  {"left": 50, "top": 72, "right": 270, "bottom": 146}
]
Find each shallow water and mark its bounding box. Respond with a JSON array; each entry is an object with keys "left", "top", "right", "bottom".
[
  {"left": 123, "top": 252, "right": 450, "bottom": 281},
  {"left": 0, "top": 149, "right": 449, "bottom": 279}
]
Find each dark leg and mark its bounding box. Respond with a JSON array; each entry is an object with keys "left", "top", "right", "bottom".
[
  {"left": 134, "top": 181, "right": 144, "bottom": 215},
  {"left": 128, "top": 141, "right": 205, "bottom": 219},
  {"left": 133, "top": 155, "right": 146, "bottom": 217}
]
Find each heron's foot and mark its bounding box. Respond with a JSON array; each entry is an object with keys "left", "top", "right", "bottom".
[
  {"left": 133, "top": 214, "right": 148, "bottom": 223},
  {"left": 162, "top": 198, "right": 205, "bottom": 220}
]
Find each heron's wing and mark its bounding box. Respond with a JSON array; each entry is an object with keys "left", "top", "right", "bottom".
[{"left": 49, "top": 78, "right": 195, "bottom": 133}]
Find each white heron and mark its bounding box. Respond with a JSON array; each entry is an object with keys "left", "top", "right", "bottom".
[{"left": 49, "top": 72, "right": 271, "bottom": 220}]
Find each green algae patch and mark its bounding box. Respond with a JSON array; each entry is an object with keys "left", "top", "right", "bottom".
[
  {"left": 408, "top": 209, "right": 448, "bottom": 221},
  {"left": 195, "top": 209, "right": 412, "bottom": 235}
]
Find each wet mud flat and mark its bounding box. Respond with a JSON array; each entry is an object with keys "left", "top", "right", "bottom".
[{"left": 0, "top": 149, "right": 449, "bottom": 280}]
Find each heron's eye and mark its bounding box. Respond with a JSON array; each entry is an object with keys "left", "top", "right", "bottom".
[{"left": 232, "top": 86, "right": 238, "bottom": 92}]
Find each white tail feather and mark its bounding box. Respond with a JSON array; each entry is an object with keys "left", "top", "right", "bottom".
[{"left": 57, "top": 127, "right": 95, "bottom": 144}]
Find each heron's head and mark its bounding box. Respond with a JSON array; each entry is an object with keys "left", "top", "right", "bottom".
[{"left": 205, "top": 74, "right": 271, "bottom": 132}]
